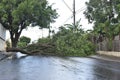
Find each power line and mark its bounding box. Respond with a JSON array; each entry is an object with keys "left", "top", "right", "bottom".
[
  {"left": 60, "top": 0, "right": 87, "bottom": 27},
  {"left": 63, "top": 14, "right": 73, "bottom": 24},
  {"left": 63, "top": 7, "right": 87, "bottom": 24},
  {"left": 62, "top": 0, "right": 73, "bottom": 12},
  {"left": 76, "top": 7, "right": 86, "bottom": 14},
  {"left": 76, "top": 6, "right": 86, "bottom": 12}
]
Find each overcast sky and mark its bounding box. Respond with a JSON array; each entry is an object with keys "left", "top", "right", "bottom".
[
  {"left": 6, "top": 0, "right": 93, "bottom": 41},
  {"left": 48, "top": 0, "right": 92, "bottom": 30}
]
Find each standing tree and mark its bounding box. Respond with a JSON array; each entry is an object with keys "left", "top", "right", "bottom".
[
  {"left": 84, "top": 0, "right": 120, "bottom": 50},
  {"left": 0, "top": 0, "right": 58, "bottom": 48}
]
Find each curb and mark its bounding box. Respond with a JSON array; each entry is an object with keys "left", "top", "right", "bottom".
[{"left": 89, "top": 55, "right": 120, "bottom": 63}]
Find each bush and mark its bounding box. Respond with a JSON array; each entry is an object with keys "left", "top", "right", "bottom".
[{"left": 17, "top": 36, "right": 31, "bottom": 48}]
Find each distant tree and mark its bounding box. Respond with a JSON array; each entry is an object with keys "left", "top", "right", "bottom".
[
  {"left": 19, "top": 36, "right": 31, "bottom": 44},
  {"left": 84, "top": 0, "right": 120, "bottom": 50},
  {"left": 0, "top": 0, "right": 58, "bottom": 48},
  {"left": 18, "top": 36, "right": 31, "bottom": 48}
]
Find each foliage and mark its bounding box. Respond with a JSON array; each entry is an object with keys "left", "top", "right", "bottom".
[
  {"left": 84, "top": 0, "right": 120, "bottom": 50},
  {"left": 20, "top": 20, "right": 95, "bottom": 56},
  {"left": 0, "top": 0, "right": 58, "bottom": 47},
  {"left": 18, "top": 36, "right": 31, "bottom": 48},
  {"left": 19, "top": 36, "right": 31, "bottom": 44},
  {"left": 52, "top": 20, "right": 84, "bottom": 42},
  {"left": 17, "top": 42, "right": 27, "bottom": 48},
  {"left": 53, "top": 22, "right": 95, "bottom": 56},
  {"left": 55, "top": 32, "right": 95, "bottom": 56},
  {"left": 37, "top": 37, "right": 51, "bottom": 44},
  {"left": 23, "top": 21, "right": 95, "bottom": 56},
  {"left": 24, "top": 42, "right": 57, "bottom": 55}
]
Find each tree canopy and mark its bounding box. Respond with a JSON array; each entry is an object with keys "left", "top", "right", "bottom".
[
  {"left": 84, "top": 0, "right": 120, "bottom": 50},
  {"left": 0, "top": 0, "right": 58, "bottom": 47}
]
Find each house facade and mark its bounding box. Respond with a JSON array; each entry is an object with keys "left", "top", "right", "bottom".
[{"left": 0, "top": 24, "right": 6, "bottom": 51}]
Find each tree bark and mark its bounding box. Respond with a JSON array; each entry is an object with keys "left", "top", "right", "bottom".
[
  {"left": 6, "top": 47, "right": 31, "bottom": 55},
  {"left": 9, "top": 30, "right": 22, "bottom": 48},
  {"left": 11, "top": 39, "right": 18, "bottom": 48}
]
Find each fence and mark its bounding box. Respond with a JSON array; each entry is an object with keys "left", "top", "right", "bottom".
[{"left": 97, "top": 40, "right": 120, "bottom": 52}]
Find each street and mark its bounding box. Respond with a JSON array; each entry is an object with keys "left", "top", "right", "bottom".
[{"left": 0, "top": 54, "right": 120, "bottom": 80}]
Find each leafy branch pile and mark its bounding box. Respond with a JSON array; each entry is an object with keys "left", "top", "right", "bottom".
[{"left": 21, "top": 22, "right": 95, "bottom": 56}]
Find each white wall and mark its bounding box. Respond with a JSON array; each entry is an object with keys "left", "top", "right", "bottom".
[
  {"left": 0, "top": 39, "right": 5, "bottom": 51},
  {"left": 0, "top": 23, "right": 6, "bottom": 51},
  {"left": 0, "top": 24, "right": 6, "bottom": 40}
]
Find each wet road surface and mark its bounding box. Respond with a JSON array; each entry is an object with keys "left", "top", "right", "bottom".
[{"left": 0, "top": 54, "right": 120, "bottom": 80}]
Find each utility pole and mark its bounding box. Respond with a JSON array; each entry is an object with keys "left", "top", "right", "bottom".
[
  {"left": 73, "top": 0, "right": 76, "bottom": 30},
  {"left": 62, "top": 0, "right": 76, "bottom": 29}
]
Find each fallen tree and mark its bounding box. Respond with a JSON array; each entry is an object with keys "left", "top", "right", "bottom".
[
  {"left": 6, "top": 43, "right": 57, "bottom": 56},
  {"left": 6, "top": 48, "right": 31, "bottom": 55}
]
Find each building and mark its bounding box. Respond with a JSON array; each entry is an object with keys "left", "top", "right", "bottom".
[{"left": 0, "top": 24, "right": 6, "bottom": 51}]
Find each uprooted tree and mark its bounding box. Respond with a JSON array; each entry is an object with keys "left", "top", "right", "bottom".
[{"left": 0, "top": 0, "right": 58, "bottom": 48}]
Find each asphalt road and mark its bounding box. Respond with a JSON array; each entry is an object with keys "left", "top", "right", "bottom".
[{"left": 0, "top": 54, "right": 120, "bottom": 80}]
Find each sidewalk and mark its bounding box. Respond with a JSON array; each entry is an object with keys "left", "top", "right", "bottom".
[
  {"left": 89, "top": 55, "right": 120, "bottom": 63},
  {"left": 97, "top": 51, "right": 120, "bottom": 57}
]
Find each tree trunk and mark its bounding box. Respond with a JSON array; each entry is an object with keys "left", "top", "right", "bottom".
[
  {"left": 107, "top": 34, "right": 115, "bottom": 51},
  {"left": 11, "top": 39, "right": 18, "bottom": 48},
  {"left": 6, "top": 47, "right": 31, "bottom": 55},
  {"left": 9, "top": 31, "right": 21, "bottom": 48},
  {"left": 108, "top": 38, "right": 113, "bottom": 51}
]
